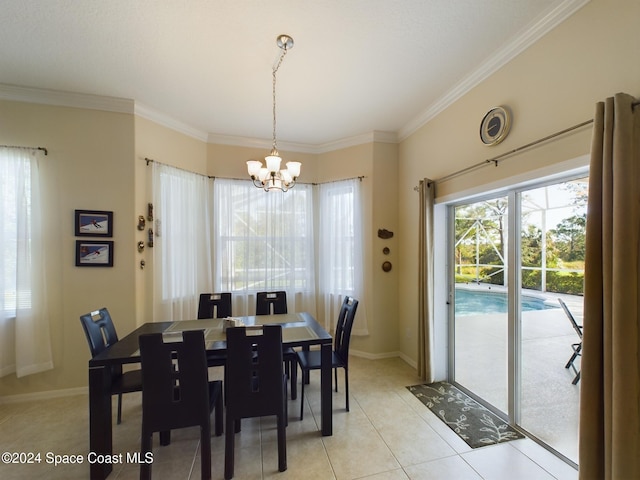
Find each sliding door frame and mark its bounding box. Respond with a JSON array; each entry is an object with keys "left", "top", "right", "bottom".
[{"left": 446, "top": 167, "right": 589, "bottom": 467}]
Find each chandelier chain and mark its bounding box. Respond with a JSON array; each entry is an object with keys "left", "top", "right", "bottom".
[{"left": 272, "top": 46, "right": 288, "bottom": 152}]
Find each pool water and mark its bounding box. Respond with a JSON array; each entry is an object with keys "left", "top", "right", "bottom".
[{"left": 455, "top": 288, "right": 557, "bottom": 316}]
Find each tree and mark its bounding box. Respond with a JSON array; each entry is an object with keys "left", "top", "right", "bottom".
[{"left": 550, "top": 213, "right": 586, "bottom": 262}]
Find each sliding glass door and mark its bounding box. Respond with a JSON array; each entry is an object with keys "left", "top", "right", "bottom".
[
  {"left": 453, "top": 195, "right": 508, "bottom": 414},
  {"left": 518, "top": 178, "right": 587, "bottom": 463},
  {"left": 451, "top": 175, "right": 587, "bottom": 465}
]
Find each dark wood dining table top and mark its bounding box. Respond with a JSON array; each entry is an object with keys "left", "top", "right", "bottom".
[{"left": 89, "top": 312, "right": 332, "bottom": 368}]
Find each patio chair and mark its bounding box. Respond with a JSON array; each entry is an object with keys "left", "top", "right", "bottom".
[{"left": 559, "top": 298, "right": 582, "bottom": 385}]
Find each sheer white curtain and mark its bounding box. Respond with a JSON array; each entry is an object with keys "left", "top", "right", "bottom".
[
  {"left": 213, "top": 178, "right": 316, "bottom": 316},
  {"left": 152, "top": 162, "right": 214, "bottom": 322},
  {"left": 0, "top": 147, "right": 53, "bottom": 378},
  {"left": 318, "top": 178, "right": 368, "bottom": 335}
]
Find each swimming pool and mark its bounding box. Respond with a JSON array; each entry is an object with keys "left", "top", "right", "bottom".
[{"left": 455, "top": 288, "right": 558, "bottom": 315}]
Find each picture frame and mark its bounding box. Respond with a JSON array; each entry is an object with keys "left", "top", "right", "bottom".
[
  {"left": 76, "top": 240, "right": 114, "bottom": 267},
  {"left": 75, "top": 209, "right": 113, "bottom": 237}
]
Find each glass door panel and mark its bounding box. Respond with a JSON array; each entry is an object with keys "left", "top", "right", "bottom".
[
  {"left": 518, "top": 177, "right": 587, "bottom": 464},
  {"left": 453, "top": 196, "right": 508, "bottom": 413}
]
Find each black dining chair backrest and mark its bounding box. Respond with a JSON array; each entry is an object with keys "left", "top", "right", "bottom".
[
  {"left": 79, "top": 308, "right": 143, "bottom": 424},
  {"left": 138, "top": 329, "right": 223, "bottom": 480},
  {"left": 80, "top": 307, "right": 119, "bottom": 357},
  {"left": 224, "top": 325, "right": 286, "bottom": 479},
  {"left": 334, "top": 296, "right": 359, "bottom": 362},
  {"left": 198, "top": 292, "right": 232, "bottom": 319},
  {"left": 295, "top": 295, "right": 358, "bottom": 420},
  {"left": 256, "top": 291, "right": 288, "bottom": 315}
]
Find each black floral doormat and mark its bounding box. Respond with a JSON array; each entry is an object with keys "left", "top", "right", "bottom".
[{"left": 407, "top": 381, "right": 525, "bottom": 448}]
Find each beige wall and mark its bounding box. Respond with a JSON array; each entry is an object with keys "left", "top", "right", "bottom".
[
  {"left": 208, "top": 141, "right": 401, "bottom": 357},
  {"left": 4, "top": 0, "right": 637, "bottom": 397},
  {"left": 397, "top": 0, "right": 640, "bottom": 363},
  {"left": 0, "top": 101, "right": 136, "bottom": 396},
  {"left": 133, "top": 116, "right": 210, "bottom": 326}
]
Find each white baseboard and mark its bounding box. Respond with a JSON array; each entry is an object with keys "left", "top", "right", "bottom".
[
  {"left": 0, "top": 386, "right": 88, "bottom": 404},
  {"left": 397, "top": 352, "right": 418, "bottom": 369},
  {"left": 349, "top": 349, "right": 399, "bottom": 360},
  {"left": 350, "top": 349, "right": 418, "bottom": 370}
]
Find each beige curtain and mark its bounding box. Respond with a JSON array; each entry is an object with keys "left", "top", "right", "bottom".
[
  {"left": 579, "top": 93, "right": 640, "bottom": 480},
  {"left": 417, "top": 179, "right": 435, "bottom": 381}
]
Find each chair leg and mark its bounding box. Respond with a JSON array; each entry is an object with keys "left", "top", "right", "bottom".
[
  {"left": 572, "top": 371, "right": 581, "bottom": 385},
  {"left": 117, "top": 393, "right": 123, "bottom": 424},
  {"left": 290, "top": 360, "right": 297, "bottom": 400},
  {"left": 277, "top": 412, "right": 287, "bottom": 472},
  {"left": 224, "top": 416, "right": 235, "bottom": 480},
  {"left": 334, "top": 367, "right": 338, "bottom": 392},
  {"left": 344, "top": 367, "right": 349, "bottom": 412},
  {"left": 214, "top": 387, "right": 224, "bottom": 437},
  {"left": 159, "top": 430, "right": 171, "bottom": 446},
  {"left": 200, "top": 423, "right": 212, "bottom": 480},
  {"left": 140, "top": 432, "right": 152, "bottom": 480},
  {"left": 299, "top": 371, "right": 305, "bottom": 420}
]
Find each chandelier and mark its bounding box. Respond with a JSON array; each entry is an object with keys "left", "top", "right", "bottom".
[{"left": 247, "top": 34, "right": 301, "bottom": 192}]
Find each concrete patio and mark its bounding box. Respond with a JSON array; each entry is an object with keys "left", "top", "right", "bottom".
[{"left": 454, "top": 290, "right": 582, "bottom": 464}]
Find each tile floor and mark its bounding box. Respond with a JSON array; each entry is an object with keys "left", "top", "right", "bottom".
[{"left": 0, "top": 356, "right": 578, "bottom": 480}]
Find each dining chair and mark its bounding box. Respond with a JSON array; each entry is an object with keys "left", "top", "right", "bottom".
[
  {"left": 198, "top": 292, "right": 232, "bottom": 367},
  {"left": 255, "top": 291, "right": 297, "bottom": 399},
  {"left": 559, "top": 298, "right": 582, "bottom": 384},
  {"left": 79, "top": 308, "right": 142, "bottom": 425},
  {"left": 198, "top": 292, "right": 232, "bottom": 319},
  {"left": 138, "top": 330, "right": 223, "bottom": 480},
  {"left": 296, "top": 296, "right": 358, "bottom": 420},
  {"left": 224, "top": 325, "right": 287, "bottom": 479}
]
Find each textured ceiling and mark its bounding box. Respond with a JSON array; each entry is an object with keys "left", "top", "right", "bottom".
[{"left": 0, "top": 1, "right": 584, "bottom": 147}]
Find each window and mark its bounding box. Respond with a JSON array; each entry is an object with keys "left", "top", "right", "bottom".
[
  {"left": 151, "top": 162, "right": 214, "bottom": 321},
  {"left": 213, "top": 178, "right": 314, "bottom": 293},
  {"left": 0, "top": 147, "right": 53, "bottom": 378},
  {"left": 318, "top": 178, "right": 368, "bottom": 334},
  {"left": 318, "top": 180, "right": 357, "bottom": 293},
  {"left": 1, "top": 154, "right": 32, "bottom": 313}
]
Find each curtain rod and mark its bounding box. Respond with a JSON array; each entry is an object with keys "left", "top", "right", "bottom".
[
  {"left": 310, "top": 176, "right": 365, "bottom": 186},
  {"left": 433, "top": 118, "right": 594, "bottom": 186},
  {"left": 145, "top": 157, "right": 365, "bottom": 186},
  {"left": 209, "top": 175, "right": 365, "bottom": 186},
  {"left": 414, "top": 98, "right": 639, "bottom": 191},
  {"left": 1, "top": 144, "right": 48, "bottom": 155},
  {"left": 144, "top": 157, "right": 214, "bottom": 179}
]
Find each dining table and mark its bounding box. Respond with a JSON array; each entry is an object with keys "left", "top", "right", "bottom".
[{"left": 87, "top": 312, "right": 333, "bottom": 480}]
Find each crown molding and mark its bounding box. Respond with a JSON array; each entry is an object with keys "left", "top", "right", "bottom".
[
  {"left": 314, "top": 130, "right": 398, "bottom": 153},
  {"left": 207, "top": 130, "right": 397, "bottom": 154},
  {"left": 0, "top": 81, "right": 392, "bottom": 153},
  {"left": 2, "top": 0, "right": 588, "bottom": 151},
  {"left": 398, "top": 0, "right": 591, "bottom": 141},
  {"left": 206, "top": 132, "right": 321, "bottom": 154},
  {"left": 135, "top": 102, "right": 209, "bottom": 142},
  {"left": 0, "top": 83, "right": 134, "bottom": 113}
]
